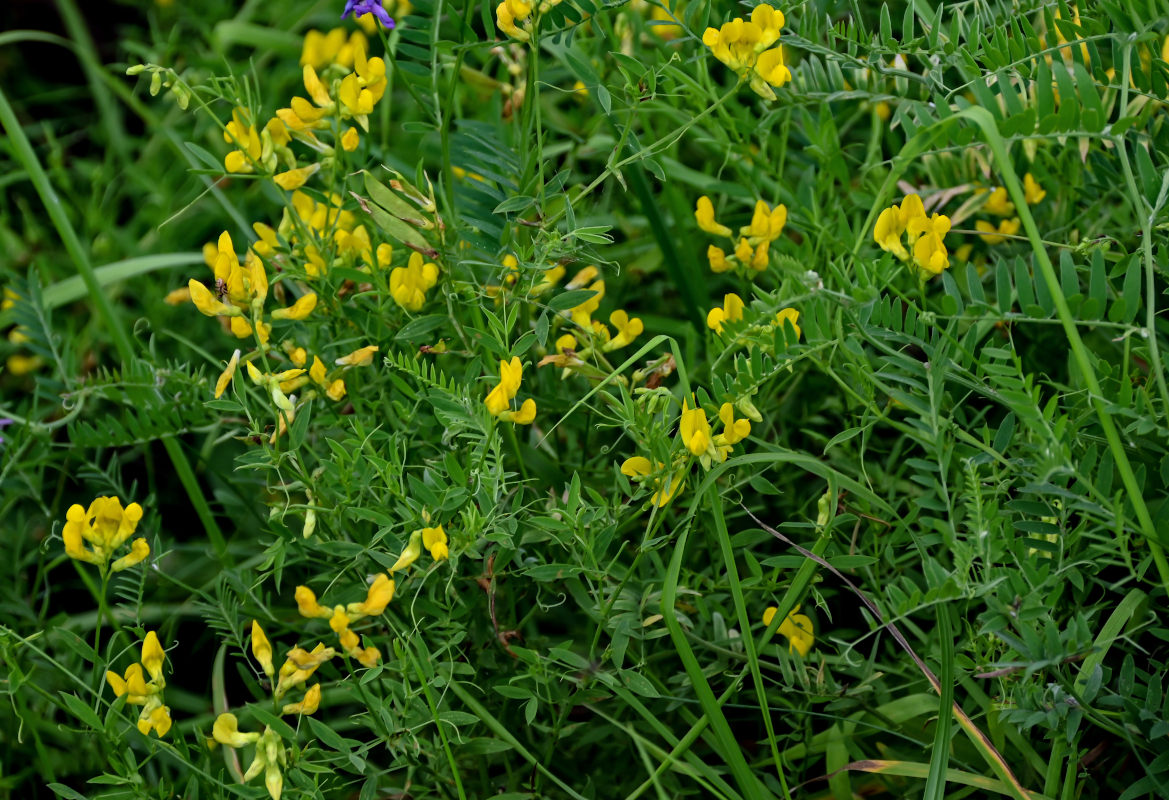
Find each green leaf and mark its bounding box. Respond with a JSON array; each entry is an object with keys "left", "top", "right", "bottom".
[
  {"left": 59, "top": 692, "right": 103, "bottom": 730},
  {"left": 395, "top": 314, "right": 449, "bottom": 341},
  {"left": 547, "top": 288, "right": 599, "bottom": 312}
]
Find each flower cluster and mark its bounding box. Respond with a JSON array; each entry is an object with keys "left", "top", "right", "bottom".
[
  {"left": 213, "top": 715, "right": 289, "bottom": 800},
  {"left": 621, "top": 396, "right": 757, "bottom": 507},
  {"left": 188, "top": 231, "right": 318, "bottom": 348},
  {"left": 706, "top": 292, "right": 802, "bottom": 344},
  {"left": 390, "top": 251, "right": 440, "bottom": 311},
  {"left": 62, "top": 496, "right": 150, "bottom": 574},
  {"left": 974, "top": 173, "right": 1046, "bottom": 246},
  {"left": 107, "top": 631, "right": 171, "bottom": 737},
  {"left": 485, "top": 357, "right": 537, "bottom": 424},
  {"left": 763, "top": 604, "right": 815, "bottom": 657},
  {"left": 696, "top": 196, "right": 787, "bottom": 277},
  {"left": 295, "top": 573, "right": 394, "bottom": 667},
  {"left": 873, "top": 194, "right": 952, "bottom": 276},
  {"left": 495, "top": 0, "right": 563, "bottom": 42},
  {"left": 702, "top": 4, "right": 791, "bottom": 100}
]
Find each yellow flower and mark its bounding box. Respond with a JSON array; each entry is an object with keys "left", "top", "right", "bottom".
[
  {"left": 213, "top": 713, "right": 262, "bottom": 748},
  {"left": 273, "top": 163, "right": 321, "bottom": 191},
  {"left": 1024, "top": 172, "right": 1046, "bottom": 205},
  {"left": 338, "top": 40, "right": 388, "bottom": 127},
  {"left": 281, "top": 683, "right": 321, "bottom": 716},
  {"left": 140, "top": 631, "right": 166, "bottom": 683},
  {"left": 251, "top": 620, "right": 275, "bottom": 677},
  {"left": 341, "top": 126, "right": 360, "bottom": 151},
  {"left": 708, "top": 245, "right": 731, "bottom": 273},
  {"left": 568, "top": 280, "right": 604, "bottom": 327},
  {"left": 976, "top": 217, "right": 1021, "bottom": 245},
  {"left": 907, "top": 213, "right": 951, "bottom": 275},
  {"left": 763, "top": 605, "right": 815, "bottom": 657},
  {"left": 898, "top": 194, "right": 926, "bottom": 240},
  {"left": 773, "top": 308, "right": 801, "bottom": 341},
  {"left": 390, "top": 251, "right": 440, "bottom": 311},
  {"left": 422, "top": 525, "right": 449, "bottom": 559},
  {"left": 679, "top": 398, "right": 713, "bottom": 458},
  {"left": 271, "top": 292, "right": 318, "bottom": 321},
  {"left": 295, "top": 585, "right": 333, "bottom": 619},
  {"left": 873, "top": 205, "right": 908, "bottom": 260},
  {"left": 695, "top": 196, "right": 732, "bottom": 236},
  {"left": 326, "top": 379, "right": 347, "bottom": 402},
  {"left": 485, "top": 356, "right": 523, "bottom": 415},
  {"left": 717, "top": 402, "right": 751, "bottom": 445},
  {"left": 495, "top": 0, "right": 531, "bottom": 41},
  {"left": 983, "top": 186, "right": 1015, "bottom": 216},
  {"left": 741, "top": 200, "right": 787, "bottom": 243},
  {"left": 108, "top": 632, "right": 171, "bottom": 737},
  {"left": 565, "top": 265, "right": 599, "bottom": 289},
  {"left": 223, "top": 109, "right": 262, "bottom": 174},
  {"left": 214, "top": 349, "right": 241, "bottom": 398},
  {"left": 335, "top": 345, "right": 379, "bottom": 367},
  {"left": 62, "top": 497, "right": 149, "bottom": 572},
  {"left": 164, "top": 286, "right": 191, "bottom": 305},
  {"left": 389, "top": 529, "right": 423, "bottom": 573},
  {"left": 347, "top": 573, "right": 395, "bottom": 616},
  {"left": 702, "top": 6, "right": 788, "bottom": 99},
  {"left": 706, "top": 293, "right": 745, "bottom": 334},
  {"left": 620, "top": 457, "right": 683, "bottom": 507},
  {"left": 110, "top": 538, "right": 150, "bottom": 572},
  {"left": 188, "top": 279, "right": 240, "bottom": 318},
  {"left": 602, "top": 309, "right": 644, "bottom": 351}
]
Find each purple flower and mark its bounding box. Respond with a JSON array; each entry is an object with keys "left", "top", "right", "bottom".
[
  {"left": 342, "top": 0, "right": 395, "bottom": 28},
  {"left": 0, "top": 419, "right": 11, "bottom": 445}
]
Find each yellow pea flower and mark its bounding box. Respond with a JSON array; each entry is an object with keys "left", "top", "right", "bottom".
[
  {"left": 983, "top": 186, "right": 1015, "bottom": 216},
  {"left": 907, "top": 213, "right": 951, "bottom": 275},
  {"left": 251, "top": 620, "right": 275, "bottom": 677},
  {"left": 188, "top": 279, "right": 241, "bottom": 317},
  {"left": 774, "top": 308, "right": 801, "bottom": 341},
  {"left": 347, "top": 573, "right": 395, "bottom": 616},
  {"left": 271, "top": 292, "right": 318, "bottom": 320},
  {"left": 621, "top": 457, "right": 684, "bottom": 507},
  {"left": 602, "top": 309, "right": 644, "bottom": 351},
  {"left": 389, "top": 529, "right": 423, "bottom": 573},
  {"left": 679, "top": 399, "right": 713, "bottom": 458},
  {"left": 389, "top": 251, "right": 440, "bottom": 311},
  {"left": 695, "top": 196, "right": 732, "bottom": 236},
  {"left": 706, "top": 293, "right": 745, "bottom": 334},
  {"left": 341, "top": 126, "right": 360, "bottom": 151},
  {"left": 336, "top": 345, "right": 379, "bottom": 366},
  {"left": 708, "top": 245, "right": 731, "bottom": 273},
  {"left": 495, "top": 0, "right": 532, "bottom": 41},
  {"left": 763, "top": 605, "right": 815, "bottom": 657},
  {"left": 485, "top": 356, "right": 524, "bottom": 416},
  {"left": 741, "top": 200, "right": 787, "bottom": 243},
  {"left": 295, "top": 585, "right": 333, "bottom": 619},
  {"left": 422, "top": 525, "right": 450, "bottom": 559},
  {"left": 1024, "top": 173, "right": 1046, "bottom": 205},
  {"left": 717, "top": 402, "right": 751, "bottom": 445},
  {"left": 976, "top": 217, "right": 1021, "bottom": 245},
  {"left": 273, "top": 163, "right": 321, "bottom": 191},
  {"left": 898, "top": 194, "right": 927, "bottom": 240},
  {"left": 213, "top": 713, "right": 262, "bottom": 748},
  {"left": 110, "top": 538, "right": 150, "bottom": 572},
  {"left": 873, "top": 205, "right": 908, "bottom": 260},
  {"left": 63, "top": 497, "right": 149, "bottom": 573},
  {"left": 141, "top": 631, "right": 166, "bottom": 683},
  {"left": 214, "top": 349, "right": 241, "bottom": 398},
  {"left": 281, "top": 684, "right": 321, "bottom": 716}
]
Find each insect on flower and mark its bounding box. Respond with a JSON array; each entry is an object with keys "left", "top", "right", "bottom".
[{"left": 215, "top": 278, "right": 229, "bottom": 301}]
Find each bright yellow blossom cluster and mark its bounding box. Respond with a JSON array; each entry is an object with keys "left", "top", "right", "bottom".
[
  {"left": 213, "top": 715, "right": 288, "bottom": 800},
  {"left": 485, "top": 357, "right": 537, "bottom": 424},
  {"left": 873, "top": 194, "right": 952, "bottom": 276},
  {"left": 188, "top": 231, "right": 318, "bottom": 347},
  {"left": 706, "top": 293, "right": 801, "bottom": 343},
  {"left": 107, "top": 631, "right": 171, "bottom": 737},
  {"left": 696, "top": 195, "right": 787, "bottom": 276},
  {"left": 974, "top": 173, "right": 1045, "bottom": 246},
  {"left": 495, "top": 0, "right": 563, "bottom": 42},
  {"left": 621, "top": 396, "right": 757, "bottom": 507},
  {"left": 390, "top": 251, "right": 440, "bottom": 311},
  {"left": 763, "top": 604, "right": 815, "bottom": 657},
  {"left": 295, "top": 574, "right": 394, "bottom": 667},
  {"left": 702, "top": 4, "right": 791, "bottom": 100},
  {"left": 62, "top": 496, "right": 150, "bottom": 573},
  {"left": 388, "top": 524, "right": 451, "bottom": 570}
]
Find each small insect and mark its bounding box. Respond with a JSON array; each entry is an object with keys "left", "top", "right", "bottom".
[{"left": 214, "top": 278, "right": 229, "bottom": 301}]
